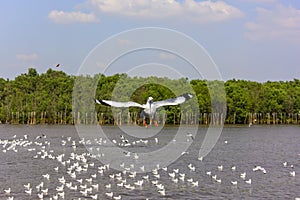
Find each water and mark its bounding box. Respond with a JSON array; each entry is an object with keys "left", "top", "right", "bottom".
[{"left": 0, "top": 125, "right": 299, "bottom": 199}]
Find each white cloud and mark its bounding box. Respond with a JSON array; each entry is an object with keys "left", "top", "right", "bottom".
[
  {"left": 16, "top": 53, "right": 38, "bottom": 61},
  {"left": 244, "top": 0, "right": 277, "bottom": 4},
  {"left": 245, "top": 5, "right": 300, "bottom": 43},
  {"left": 87, "top": 0, "right": 244, "bottom": 23},
  {"left": 48, "top": 10, "right": 99, "bottom": 24}
]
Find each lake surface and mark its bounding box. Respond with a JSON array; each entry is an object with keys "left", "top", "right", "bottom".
[{"left": 0, "top": 125, "right": 299, "bottom": 199}]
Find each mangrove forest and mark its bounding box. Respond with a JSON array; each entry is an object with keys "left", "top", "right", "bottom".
[{"left": 1, "top": 68, "right": 300, "bottom": 125}]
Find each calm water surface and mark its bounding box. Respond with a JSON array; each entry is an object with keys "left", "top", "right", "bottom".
[{"left": 0, "top": 125, "right": 299, "bottom": 199}]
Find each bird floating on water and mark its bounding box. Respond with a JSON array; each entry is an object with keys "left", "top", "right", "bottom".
[
  {"left": 95, "top": 93, "right": 194, "bottom": 127},
  {"left": 245, "top": 178, "right": 252, "bottom": 184},
  {"left": 290, "top": 171, "right": 296, "bottom": 177},
  {"left": 4, "top": 188, "right": 11, "bottom": 195},
  {"left": 186, "top": 133, "right": 194, "bottom": 140},
  {"left": 231, "top": 180, "right": 237, "bottom": 185}
]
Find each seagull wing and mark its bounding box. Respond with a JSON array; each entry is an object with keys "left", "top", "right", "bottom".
[
  {"left": 95, "top": 99, "right": 145, "bottom": 108},
  {"left": 153, "top": 93, "right": 194, "bottom": 108}
]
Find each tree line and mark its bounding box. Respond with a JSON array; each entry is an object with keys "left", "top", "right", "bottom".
[{"left": 0, "top": 68, "right": 300, "bottom": 125}]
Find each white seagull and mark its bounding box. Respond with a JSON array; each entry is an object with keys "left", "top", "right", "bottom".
[{"left": 95, "top": 93, "right": 194, "bottom": 127}]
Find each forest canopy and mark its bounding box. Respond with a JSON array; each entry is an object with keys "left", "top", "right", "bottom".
[{"left": 0, "top": 68, "right": 300, "bottom": 125}]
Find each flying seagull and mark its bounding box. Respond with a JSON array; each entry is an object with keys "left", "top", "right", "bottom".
[{"left": 95, "top": 93, "right": 194, "bottom": 127}]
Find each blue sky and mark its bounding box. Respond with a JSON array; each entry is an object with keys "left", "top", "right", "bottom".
[{"left": 0, "top": 0, "right": 300, "bottom": 82}]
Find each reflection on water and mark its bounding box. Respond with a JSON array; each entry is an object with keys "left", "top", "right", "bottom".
[{"left": 0, "top": 125, "right": 299, "bottom": 199}]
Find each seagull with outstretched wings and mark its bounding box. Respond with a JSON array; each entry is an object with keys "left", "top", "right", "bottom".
[{"left": 95, "top": 93, "right": 194, "bottom": 127}]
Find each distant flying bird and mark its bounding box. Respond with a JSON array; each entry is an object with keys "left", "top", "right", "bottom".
[
  {"left": 95, "top": 93, "right": 194, "bottom": 127},
  {"left": 55, "top": 64, "right": 60, "bottom": 68}
]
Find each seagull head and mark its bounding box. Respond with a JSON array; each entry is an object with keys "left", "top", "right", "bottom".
[{"left": 147, "top": 97, "right": 154, "bottom": 103}]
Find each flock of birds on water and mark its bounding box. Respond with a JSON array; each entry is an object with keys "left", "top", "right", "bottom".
[{"left": 0, "top": 129, "right": 299, "bottom": 200}]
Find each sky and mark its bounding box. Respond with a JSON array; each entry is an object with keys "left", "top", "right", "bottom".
[{"left": 0, "top": 0, "right": 300, "bottom": 82}]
